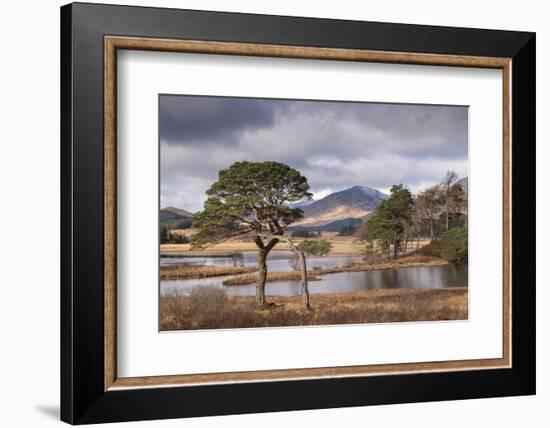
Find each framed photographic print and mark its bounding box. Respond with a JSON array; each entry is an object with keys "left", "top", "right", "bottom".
[{"left": 61, "top": 2, "right": 535, "bottom": 424}]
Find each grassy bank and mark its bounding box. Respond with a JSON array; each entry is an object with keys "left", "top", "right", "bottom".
[
  {"left": 160, "top": 264, "right": 256, "bottom": 280},
  {"left": 223, "top": 254, "right": 447, "bottom": 286},
  {"left": 223, "top": 270, "right": 324, "bottom": 286},
  {"left": 160, "top": 286, "right": 467, "bottom": 331}
]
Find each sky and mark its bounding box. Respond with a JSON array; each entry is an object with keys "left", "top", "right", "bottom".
[{"left": 160, "top": 95, "right": 468, "bottom": 212}]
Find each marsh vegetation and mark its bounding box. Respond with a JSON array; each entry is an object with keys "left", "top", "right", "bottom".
[{"left": 160, "top": 285, "right": 467, "bottom": 330}]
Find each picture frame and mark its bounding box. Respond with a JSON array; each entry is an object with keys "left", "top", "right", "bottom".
[{"left": 61, "top": 2, "right": 535, "bottom": 424}]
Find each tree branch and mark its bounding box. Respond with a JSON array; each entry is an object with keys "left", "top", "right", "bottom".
[
  {"left": 265, "top": 238, "right": 280, "bottom": 253},
  {"left": 254, "top": 235, "right": 265, "bottom": 249}
]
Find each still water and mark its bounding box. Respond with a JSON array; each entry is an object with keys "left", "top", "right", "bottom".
[
  {"left": 160, "top": 252, "right": 468, "bottom": 297},
  {"left": 160, "top": 251, "right": 361, "bottom": 272}
]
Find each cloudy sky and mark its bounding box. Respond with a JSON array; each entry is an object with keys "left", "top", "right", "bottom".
[{"left": 160, "top": 95, "right": 468, "bottom": 212}]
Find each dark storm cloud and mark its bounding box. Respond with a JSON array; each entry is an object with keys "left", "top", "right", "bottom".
[
  {"left": 160, "top": 95, "right": 468, "bottom": 211},
  {"left": 160, "top": 95, "right": 278, "bottom": 143}
]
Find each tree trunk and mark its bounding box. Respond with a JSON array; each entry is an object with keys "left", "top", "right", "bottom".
[
  {"left": 393, "top": 240, "right": 399, "bottom": 259},
  {"left": 298, "top": 250, "right": 311, "bottom": 312},
  {"left": 256, "top": 248, "right": 268, "bottom": 307},
  {"left": 285, "top": 238, "right": 311, "bottom": 312},
  {"left": 254, "top": 237, "right": 279, "bottom": 309},
  {"left": 429, "top": 219, "right": 434, "bottom": 241}
]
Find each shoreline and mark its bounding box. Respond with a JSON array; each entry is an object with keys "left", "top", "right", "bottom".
[
  {"left": 160, "top": 264, "right": 256, "bottom": 280},
  {"left": 160, "top": 249, "right": 363, "bottom": 257},
  {"left": 159, "top": 254, "right": 450, "bottom": 282}
]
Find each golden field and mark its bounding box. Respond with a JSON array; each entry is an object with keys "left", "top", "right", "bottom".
[
  {"left": 160, "top": 231, "right": 432, "bottom": 256},
  {"left": 160, "top": 286, "right": 467, "bottom": 331}
]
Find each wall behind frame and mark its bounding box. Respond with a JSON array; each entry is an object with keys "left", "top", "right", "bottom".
[{"left": 0, "top": 1, "right": 545, "bottom": 427}]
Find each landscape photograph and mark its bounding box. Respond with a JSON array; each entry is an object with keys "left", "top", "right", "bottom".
[{"left": 159, "top": 95, "right": 469, "bottom": 331}]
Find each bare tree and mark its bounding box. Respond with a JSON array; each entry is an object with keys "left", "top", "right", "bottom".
[
  {"left": 285, "top": 238, "right": 331, "bottom": 312},
  {"left": 448, "top": 183, "right": 468, "bottom": 227},
  {"left": 415, "top": 185, "right": 440, "bottom": 241},
  {"left": 440, "top": 170, "right": 458, "bottom": 231},
  {"left": 411, "top": 198, "right": 424, "bottom": 250}
]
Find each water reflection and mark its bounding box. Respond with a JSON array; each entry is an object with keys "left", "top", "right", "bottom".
[
  {"left": 160, "top": 261, "right": 468, "bottom": 297},
  {"left": 160, "top": 251, "right": 363, "bottom": 272}
]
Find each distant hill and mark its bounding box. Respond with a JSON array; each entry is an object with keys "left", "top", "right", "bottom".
[
  {"left": 162, "top": 206, "right": 193, "bottom": 217},
  {"left": 294, "top": 186, "right": 387, "bottom": 227},
  {"left": 160, "top": 207, "right": 193, "bottom": 230}
]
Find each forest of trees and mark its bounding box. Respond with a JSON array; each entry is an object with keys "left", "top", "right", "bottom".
[
  {"left": 160, "top": 227, "right": 190, "bottom": 244},
  {"left": 362, "top": 171, "right": 468, "bottom": 261},
  {"left": 337, "top": 224, "right": 359, "bottom": 236},
  {"left": 290, "top": 230, "right": 321, "bottom": 238}
]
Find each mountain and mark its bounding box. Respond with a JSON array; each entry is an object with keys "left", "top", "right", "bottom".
[
  {"left": 293, "top": 186, "right": 387, "bottom": 228},
  {"left": 288, "top": 199, "right": 315, "bottom": 209},
  {"left": 160, "top": 207, "right": 193, "bottom": 230},
  {"left": 455, "top": 176, "right": 468, "bottom": 189}
]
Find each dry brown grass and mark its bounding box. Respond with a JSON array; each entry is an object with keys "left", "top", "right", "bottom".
[
  {"left": 221, "top": 254, "right": 448, "bottom": 286},
  {"left": 160, "top": 232, "right": 434, "bottom": 256},
  {"left": 160, "top": 264, "right": 256, "bottom": 280},
  {"left": 223, "top": 270, "right": 323, "bottom": 286},
  {"left": 389, "top": 254, "right": 445, "bottom": 265},
  {"left": 160, "top": 233, "right": 371, "bottom": 255},
  {"left": 160, "top": 286, "right": 467, "bottom": 331}
]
